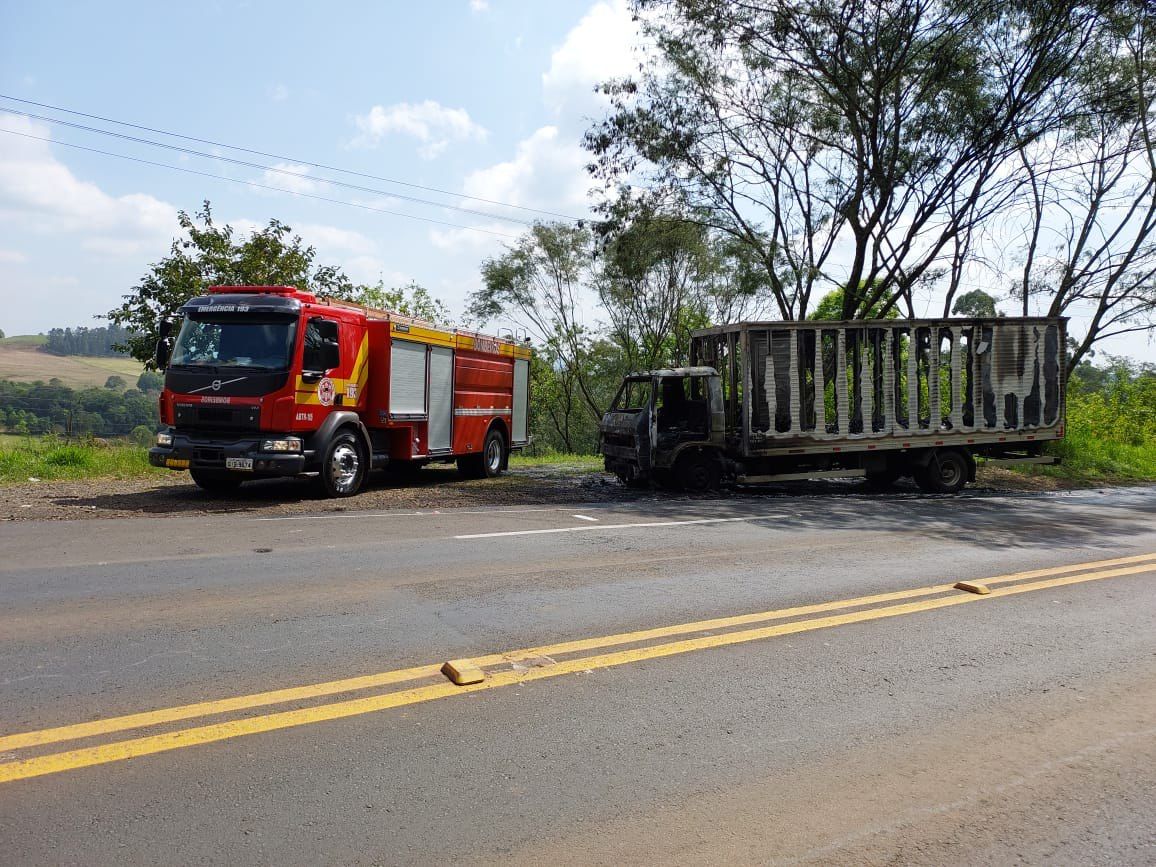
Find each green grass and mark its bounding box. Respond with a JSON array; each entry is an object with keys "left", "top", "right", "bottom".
[
  {"left": 0, "top": 437, "right": 162, "bottom": 484},
  {"left": 1026, "top": 431, "right": 1156, "bottom": 484},
  {"left": 510, "top": 449, "right": 603, "bottom": 470}
]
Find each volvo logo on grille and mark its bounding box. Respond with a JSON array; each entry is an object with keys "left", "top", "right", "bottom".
[{"left": 212, "top": 379, "right": 221, "bottom": 391}]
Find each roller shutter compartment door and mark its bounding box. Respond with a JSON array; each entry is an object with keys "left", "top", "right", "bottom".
[
  {"left": 512, "top": 358, "right": 529, "bottom": 444},
  {"left": 389, "top": 339, "right": 427, "bottom": 417},
  {"left": 428, "top": 346, "right": 454, "bottom": 451}
]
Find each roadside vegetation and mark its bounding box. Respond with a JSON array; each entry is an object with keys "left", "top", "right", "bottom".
[
  {"left": 0, "top": 435, "right": 161, "bottom": 484},
  {"left": 1029, "top": 359, "right": 1156, "bottom": 483}
]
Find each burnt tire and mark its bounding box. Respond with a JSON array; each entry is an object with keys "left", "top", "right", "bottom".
[
  {"left": 458, "top": 428, "right": 506, "bottom": 479},
  {"left": 677, "top": 449, "right": 722, "bottom": 493},
  {"left": 189, "top": 469, "right": 244, "bottom": 494},
  {"left": 864, "top": 465, "right": 903, "bottom": 490},
  {"left": 318, "top": 431, "right": 367, "bottom": 498},
  {"left": 914, "top": 449, "right": 969, "bottom": 495}
]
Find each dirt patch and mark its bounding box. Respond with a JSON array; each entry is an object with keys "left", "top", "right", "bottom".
[{"left": 0, "top": 460, "right": 1125, "bottom": 523}]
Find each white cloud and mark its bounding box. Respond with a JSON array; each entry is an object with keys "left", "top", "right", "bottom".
[
  {"left": 351, "top": 100, "right": 488, "bottom": 159},
  {"left": 469, "top": 0, "right": 489, "bottom": 11},
  {"left": 542, "top": 0, "right": 639, "bottom": 115},
  {"left": 429, "top": 221, "right": 519, "bottom": 254},
  {"left": 295, "top": 223, "right": 377, "bottom": 256},
  {"left": 0, "top": 249, "right": 27, "bottom": 263},
  {"left": 0, "top": 115, "right": 176, "bottom": 257},
  {"left": 271, "top": 83, "right": 289, "bottom": 102},
  {"left": 460, "top": 125, "right": 588, "bottom": 215}
]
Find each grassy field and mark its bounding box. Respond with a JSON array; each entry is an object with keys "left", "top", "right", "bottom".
[
  {"left": 0, "top": 340, "right": 144, "bottom": 388},
  {"left": 0, "top": 437, "right": 161, "bottom": 484}
]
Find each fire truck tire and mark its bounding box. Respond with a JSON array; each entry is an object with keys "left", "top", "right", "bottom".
[
  {"left": 189, "top": 469, "right": 244, "bottom": 494},
  {"left": 458, "top": 428, "right": 506, "bottom": 479},
  {"left": 913, "top": 448, "right": 969, "bottom": 495},
  {"left": 318, "top": 430, "right": 367, "bottom": 498}
]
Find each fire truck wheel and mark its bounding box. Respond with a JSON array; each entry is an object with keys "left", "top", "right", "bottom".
[
  {"left": 458, "top": 428, "right": 506, "bottom": 479},
  {"left": 189, "top": 469, "right": 244, "bottom": 494},
  {"left": 319, "top": 431, "right": 367, "bottom": 498}
]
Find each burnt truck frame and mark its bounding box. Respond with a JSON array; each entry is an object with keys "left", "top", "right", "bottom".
[{"left": 600, "top": 317, "right": 1066, "bottom": 494}]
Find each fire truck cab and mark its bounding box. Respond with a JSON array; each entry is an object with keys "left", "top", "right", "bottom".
[{"left": 149, "top": 285, "right": 531, "bottom": 497}]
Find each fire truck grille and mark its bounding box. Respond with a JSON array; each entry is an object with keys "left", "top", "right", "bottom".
[{"left": 175, "top": 403, "right": 261, "bottom": 430}]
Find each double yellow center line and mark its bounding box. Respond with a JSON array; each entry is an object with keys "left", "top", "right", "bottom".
[{"left": 2, "top": 551, "right": 1153, "bottom": 784}]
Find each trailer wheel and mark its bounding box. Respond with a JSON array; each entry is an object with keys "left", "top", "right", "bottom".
[
  {"left": 318, "top": 430, "right": 367, "bottom": 498},
  {"left": 914, "top": 449, "right": 969, "bottom": 495},
  {"left": 189, "top": 469, "right": 243, "bottom": 494},
  {"left": 458, "top": 428, "right": 506, "bottom": 479},
  {"left": 677, "top": 450, "right": 722, "bottom": 493}
]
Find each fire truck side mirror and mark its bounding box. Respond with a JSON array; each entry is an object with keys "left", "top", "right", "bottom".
[{"left": 154, "top": 319, "right": 172, "bottom": 369}]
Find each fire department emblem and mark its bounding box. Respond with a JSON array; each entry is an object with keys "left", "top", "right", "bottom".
[{"left": 317, "top": 377, "right": 336, "bottom": 407}]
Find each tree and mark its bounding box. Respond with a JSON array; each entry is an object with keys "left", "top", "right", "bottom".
[
  {"left": 0, "top": 329, "right": 5, "bottom": 339},
  {"left": 108, "top": 202, "right": 357, "bottom": 365},
  {"left": 470, "top": 223, "right": 605, "bottom": 424},
  {"left": 348, "top": 281, "right": 452, "bottom": 325},
  {"left": 595, "top": 198, "right": 770, "bottom": 370},
  {"left": 1009, "top": 0, "right": 1156, "bottom": 373},
  {"left": 809, "top": 285, "right": 900, "bottom": 321},
  {"left": 104, "top": 375, "right": 127, "bottom": 390},
  {"left": 587, "top": 0, "right": 1109, "bottom": 321},
  {"left": 136, "top": 370, "right": 164, "bottom": 392},
  {"left": 951, "top": 289, "right": 1000, "bottom": 318}
]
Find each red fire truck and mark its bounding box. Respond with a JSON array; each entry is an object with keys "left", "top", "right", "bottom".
[{"left": 149, "top": 285, "right": 531, "bottom": 497}]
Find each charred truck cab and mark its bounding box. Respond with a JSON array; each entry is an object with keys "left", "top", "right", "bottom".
[
  {"left": 600, "top": 368, "right": 725, "bottom": 490},
  {"left": 150, "top": 285, "right": 532, "bottom": 497},
  {"left": 601, "top": 317, "right": 1067, "bottom": 495}
]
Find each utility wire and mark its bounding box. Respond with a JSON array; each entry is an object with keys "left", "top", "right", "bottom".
[
  {"left": 0, "top": 93, "right": 586, "bottom": 222},
  {"left": 0, "top": 106, "right": 537, "bottom": 228},
  {"left": 0, "top": 128, "right": 520, "bottom": 239}
]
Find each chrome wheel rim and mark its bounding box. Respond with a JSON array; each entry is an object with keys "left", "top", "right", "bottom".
[
  {"left": 485, "top": 436, "right": 502, "bottom": 473},
  {"left": 330, "top": 443, "right": 360, "bottom": 493}
]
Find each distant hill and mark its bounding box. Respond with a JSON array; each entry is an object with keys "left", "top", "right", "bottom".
[
  {"left": 0, "top": 334, "right": 48, "bottom": 347},
  {"left": 0, "top": 339, "right": 144, "bottom": 389}
]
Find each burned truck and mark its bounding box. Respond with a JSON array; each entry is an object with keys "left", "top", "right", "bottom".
[{"left": 599, "top": 317, "right": 1065, "bottom": 494}]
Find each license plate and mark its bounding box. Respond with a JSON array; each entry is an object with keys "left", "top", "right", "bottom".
[
  {"left": 166, "top": 458, "right": 190, "bottom": 469},
  {"left": 225, "top": 458, "right": 254, "bottom": 471}
]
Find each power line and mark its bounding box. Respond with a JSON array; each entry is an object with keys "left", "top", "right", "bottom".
[
  {"left": 0, "top": 93, "right": 586, "bottom": 223},
  {"left": 0, "top": 128, "right": 520, "bottom": 239},
  {"left": 0, "top": 106, "right": 539, "bottom": 228}
]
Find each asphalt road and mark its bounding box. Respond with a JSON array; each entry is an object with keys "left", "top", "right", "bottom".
[{"left": 1, "top": 485, "right": 1155, "bottom": 865}]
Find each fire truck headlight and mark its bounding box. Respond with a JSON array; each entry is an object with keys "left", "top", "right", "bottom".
[
  {"left": 262, "top": 437, "right": 302, "bottom": 452},
  {"left": 155, "top": 431, "right": 173, "bottom": 447}
]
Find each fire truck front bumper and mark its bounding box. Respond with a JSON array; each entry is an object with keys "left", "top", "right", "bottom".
[{"left": 149, "top": 431, "right": 307, "bottom": 476}]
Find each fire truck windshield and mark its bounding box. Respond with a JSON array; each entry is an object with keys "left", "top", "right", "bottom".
[{"left": 170, "top": 316, "right": 297, "bottom": 371}]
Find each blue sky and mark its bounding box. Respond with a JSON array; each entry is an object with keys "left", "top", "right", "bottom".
[{"left": 0, "top": 0, "right": 638, "bottom": 334}]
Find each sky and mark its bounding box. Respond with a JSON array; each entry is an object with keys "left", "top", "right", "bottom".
[
  {"left": 0, "top": 0, "right": 638, "bottom": 333},
  {"left": 0, "top": 0, "right": 1151, "bottom": 362}
]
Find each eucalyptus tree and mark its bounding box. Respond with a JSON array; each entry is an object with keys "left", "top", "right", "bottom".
[{"left": 586, "top": 0, "right": 1104, "bottom": 321}]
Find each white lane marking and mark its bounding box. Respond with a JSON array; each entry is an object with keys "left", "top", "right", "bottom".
[
  {"left": 572, "top": 514, "right": 598, "bottom": 522},
  {"left": 253, "top": 507, "right": 578, "bottom": 522},
  {"left": 454, "top": 514, "right": 787, "bottom": 540}
]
